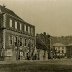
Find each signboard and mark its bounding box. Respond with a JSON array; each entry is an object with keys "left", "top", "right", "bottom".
[{"left": 5, "top": 49, "right": 12, "bottom": 56}]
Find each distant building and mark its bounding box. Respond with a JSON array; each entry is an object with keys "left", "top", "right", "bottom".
[
  {"left": 36, "top": 32, "right": 50, "bottom": 60},
  {"left": 52, "top": 43, "right": 66, "bottom": 58},
  {"left": 66, "top": 44, "right": 72, "bottom": 58},
  {"left": 0, "top": 5, "right": 35, "bottom": 61}
]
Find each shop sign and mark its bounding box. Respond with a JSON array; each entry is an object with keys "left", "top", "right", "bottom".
[{"left": 5, "top": 49, "right": 12, "bottom": 56}]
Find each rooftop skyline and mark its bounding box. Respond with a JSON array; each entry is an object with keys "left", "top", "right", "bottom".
[{"left": 0, "top": 0, "right": 72, "bottom": 36}]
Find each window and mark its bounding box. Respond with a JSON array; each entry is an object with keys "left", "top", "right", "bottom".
[
  {"left": 31, "top": 27, "right": 33, "bottom": 35},
  {"left": 58, "top": 50, "right": 60, "bottom": 53},
  {"left": 20, "top": 23, "right": 22, "bottom": 30},
  {"left": 26, "top": 25, "right": 28, "bottom": 32},
  {"left": 14, "top": 36, "right": 18, "bottom": 46},
  {"left": 25, "top": 38, "right": 27, "bottom": 46},
  {"left": 62, "top": 50, "right": 64, "bottom": 53},
  {"left": 32, "top": 39, "right": 34, "bottom": 47},
  {"left": 10, "top": 19, "right": 12, "bottom": 27},
  {"left": 28, "top": 26, "right": 30, "bottom": 33},
  {"left": 24, "top": 25, "right": 26, "bottom": 32},
  {"left": 15, "top": 21, "right": 17, "bottom": 29},
  {"left": 22, "top": 38, "right": 24, "bottom": 46},
  {"left": 19, "top": 37, "right": 22, "bottom": 46},
  {"left": 9, "top": 35, "right": 13, "bottom": 45}
]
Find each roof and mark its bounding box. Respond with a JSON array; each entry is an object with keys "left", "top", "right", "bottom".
[
  {"left": 0, "top": 5, "right": 23, "bottom": 21},
  {"left": 53, "top": 43, "right": 65, "bottom": 47},
  {"left": 66, "top": 43, "right": 72, "bottom": 46},
  {"left": 0, "top": 5, "right": 35, "bottom": 27}
]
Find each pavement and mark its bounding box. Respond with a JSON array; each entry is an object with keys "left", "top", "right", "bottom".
[{"left": 0, "top": 59, "right": 72, "bottom": 65}]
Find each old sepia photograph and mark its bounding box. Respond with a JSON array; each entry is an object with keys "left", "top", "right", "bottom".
[{"left": 0, "top": 0, "right": 72, "bottom": 72}]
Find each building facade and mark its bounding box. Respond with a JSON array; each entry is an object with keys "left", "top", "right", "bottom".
[
  {"left": 52, "top": 43, "right": 66, "bottom": 58},
  {"left": 0, "top": 5, "right": 35, "bottom": 61},
  {"left": 66, "top": 44, "right": 72, "bottom": 58},
  {"left": 36, "top": 32, "right": 50, "bottom": 60}
]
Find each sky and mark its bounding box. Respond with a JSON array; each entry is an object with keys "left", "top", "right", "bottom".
[{"left": 0, "top": 0, "right": 72, "bottom": 36}]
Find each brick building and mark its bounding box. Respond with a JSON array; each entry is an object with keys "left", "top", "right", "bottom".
[{"left": 0, "top": 5, "right": 35, "bottom": 61}]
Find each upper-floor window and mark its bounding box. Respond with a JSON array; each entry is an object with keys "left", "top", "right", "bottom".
[
  {"left": 20, "top": 23, "right": 22, "bottom": 30},
  {"left": 31, "top": 27, "right": 33, "bottom": 35},
  {"left": 28, "top": 39, "right": 31, "bottom": 47},
  {"left": 28, "top": 26, "right": 30, "bottom": 33},
  {"left": 24, "top": 25, "right": 26, "bottom": 32},
  {"left": 10, "top": 19, "right": 12, "bottom": 27},
  {"left": 26, "top": 25, "right": 28, "bottom": 32},
  {"left": 15, "top": 21, "right": 17, "bottom": 29}
]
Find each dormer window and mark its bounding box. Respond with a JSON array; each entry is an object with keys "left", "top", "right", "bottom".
[
  {"left": 10, "top": 19, "right": 12, "bottom": 27},
  {"left": 15, "top": 21, "right": 17, "bottom": 29}
]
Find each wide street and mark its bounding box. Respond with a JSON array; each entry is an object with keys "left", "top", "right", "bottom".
[{"left": 0, "top": 59, "right": 72, "bottom": 72}]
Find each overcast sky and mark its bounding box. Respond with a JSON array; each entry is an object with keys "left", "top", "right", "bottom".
[{"left": 0, "top": 0, "right": 72, "bottom": 36}]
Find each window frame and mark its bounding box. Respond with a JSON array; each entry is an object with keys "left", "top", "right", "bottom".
[
  {"left": 9, "top": 35, "right": 13, "bottom": 46},
  {"left": 10, "top": 19, "right": 12, "bottom": 27},
  {"left": 20, "top": 23, "right": 22, "bottom": 30},
  {"left": 24, "top": 24, "right": 26, "bottom": 32},
  {"left": 15, "top": 21, "right": 17, "bottom": 29}
]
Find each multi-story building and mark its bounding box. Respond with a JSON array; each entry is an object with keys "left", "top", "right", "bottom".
[{"left": 0, "top": 5, "right": 35, "bottom": 61}]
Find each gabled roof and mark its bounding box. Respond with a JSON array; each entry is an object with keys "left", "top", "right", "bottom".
[{"left": 53, "top": 43, "right": 65, "bottom": 47}]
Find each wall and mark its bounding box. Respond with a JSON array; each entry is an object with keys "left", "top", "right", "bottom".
[{"left": 2, "top": 13, "right": 35, "bottom": 61}]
